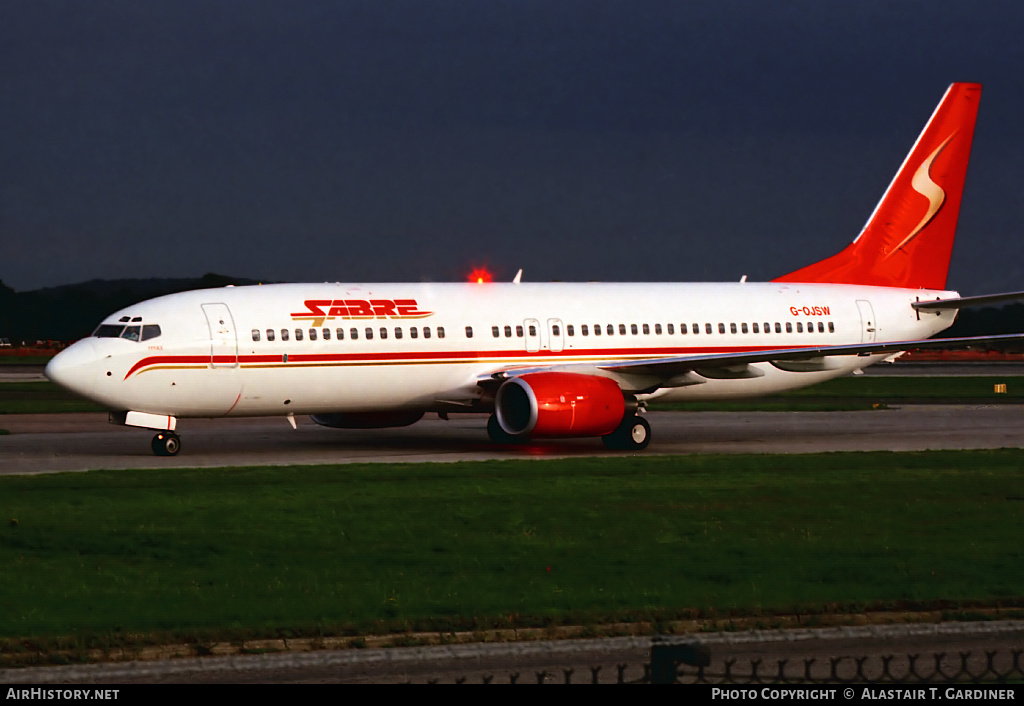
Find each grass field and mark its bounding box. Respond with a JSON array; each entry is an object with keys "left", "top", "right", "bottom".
[
  {"left": 0, "top": 356, "right": 55, "bottom": 366},
  {"left": 0, "top": 382, "right": 104, "bottom": 414},
  {"left": 2, "top": 451, "right": 1022, "bottom": 655}
]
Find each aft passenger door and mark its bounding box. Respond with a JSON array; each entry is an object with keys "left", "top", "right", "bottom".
[{"left": 856, "top": 300, "right": 877, "bottom": 343}]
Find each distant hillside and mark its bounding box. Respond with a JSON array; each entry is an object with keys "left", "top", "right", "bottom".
[{"left": 0, "top": 273, "right": 266, "bottom": 344}]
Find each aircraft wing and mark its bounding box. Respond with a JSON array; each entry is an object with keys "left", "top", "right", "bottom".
[
  {"left": 594, "top": 333, "right": 1024, "bottom": 379},
  {"left": 479, "top": 333, "right": 1024, "bottom": 394}
]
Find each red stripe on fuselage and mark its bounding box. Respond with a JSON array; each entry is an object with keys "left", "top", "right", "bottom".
[
  {"left": 124, "top": 355, "right": 211, "bottom": 380},
  {"left": 122, "top": 345, "right": 815, "bottom": 379}
]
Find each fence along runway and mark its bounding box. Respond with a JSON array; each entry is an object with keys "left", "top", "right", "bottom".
[{"left": 5, "top": 619, "right": 1023, "bottom": 684}]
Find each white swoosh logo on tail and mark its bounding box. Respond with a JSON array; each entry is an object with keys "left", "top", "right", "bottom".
[{"left": 885, "top": 131, "right": 957, "bottom": 257}]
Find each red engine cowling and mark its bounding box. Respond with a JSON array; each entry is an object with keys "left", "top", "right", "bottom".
[
  {"left": 310, "top": 411, "right": 424, "bottom": 429},
  {"left": 495, "top": 372, "right": 625, "bottom": 438}
]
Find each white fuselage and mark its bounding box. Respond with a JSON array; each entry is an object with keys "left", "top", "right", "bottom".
[{"left": 46, "top": 281, "right": 958, "bottom": 419}]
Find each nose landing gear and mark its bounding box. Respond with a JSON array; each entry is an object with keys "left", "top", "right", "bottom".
[{"left": 151, "top": 431, "right": 181, "bottom": 457}]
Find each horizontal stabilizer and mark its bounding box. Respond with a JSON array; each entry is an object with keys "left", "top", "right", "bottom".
[{"left": 912, "top": 290, "right": 1024, "bottom": 311}]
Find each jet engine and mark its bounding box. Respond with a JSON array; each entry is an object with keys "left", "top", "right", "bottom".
[
  {"left": 310, "top": 411, "right": 424, "bottom": 429},
  {"left": 494, "top": 372, "right": 626, "bottom": 438}
]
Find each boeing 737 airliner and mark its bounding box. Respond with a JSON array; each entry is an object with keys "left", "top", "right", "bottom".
[{"left": 45, "top": 83, "right": 1024, "bottom": 455}]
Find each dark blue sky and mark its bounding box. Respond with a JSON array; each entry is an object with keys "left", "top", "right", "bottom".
[{"left": 3, "top": 1, "right": 1024, "bottom": 294}]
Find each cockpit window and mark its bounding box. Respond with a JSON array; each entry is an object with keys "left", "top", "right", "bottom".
[
  {"left": 92, "top": 323, "right": 161, "bottom": 341},
  {"left": 93, "top": 324, "right": 125, "bottom": 338}
]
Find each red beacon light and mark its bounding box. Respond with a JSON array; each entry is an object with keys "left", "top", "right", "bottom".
[{"left": 468, "top": 267, "right": 493, "bottom": 284}]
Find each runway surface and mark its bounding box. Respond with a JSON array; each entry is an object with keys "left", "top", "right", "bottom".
[{"left": 2, "top": 404, "right": 1024, "bottom": 475}]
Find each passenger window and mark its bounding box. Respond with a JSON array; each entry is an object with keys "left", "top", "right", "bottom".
[
  {"left": 410, "top": 327, "right": 418, "bottom": 339},
  {"left": 252, "top": 329, "right": 261, "bottom": 342},
  {"left": 424, "top": 327, "right": 431, "bottom": 339},
  {"left": 395, "top": 327, "right": 403, "bottom": 339},
  {"left": 593, "top": 324, "right": 601, "bottom": 336},
  {"left": 730, "top": 323, "right": 737, "bottom": 334},
  {"left": 741, "top": 323, "right": 748, "bottom": 334},
  {"left": 505, "top": 325, "right": 512, "bottom": 337},
  {"left": 705, "top": 323, "right": 713, "bottom": 334},
  {"left": 437, "top": 327, "right": 445, "bottom": 339},
  {"left": 751, "top": 323, "right": 759, "bottom": 334},
  {"left": 666, "top": 323, "right": 673, "bottom": 335},
  {"left": 553, "top": 324, "right": 561, "bottom": 336},
  {"left": 516, "top": 325, "right": 524, "bottom": 337},
  {"left": 796, "top": 322, "right": 803, "bottom": 333},
  {"left": 266, "top": 329, "right": 275, "bottom": 342},
  {"left": 619, "top": 324, "right": 626, "bottom": 335},
  {"left": 336, "top": 328, "right": 344, "bottom": 340},
  {"left": 632, "top": 324, "right": 640, "bottom": 335},
  {"left": 764, "top": 322, "right": 771, "bottom": 333},
  {"left": 491, "top": 326, "right": 499, "bottom": 338},
  {"left": 828, "top": 322, "right": 835, "bottom": 333},
  {"left": 365, "top": 328, "right": 373, "bottom": 340},
  {"left": 530, "top": 325, "right": 538, "bottom": 336},
  {"left": 786, "top": 323, "right": 792, "bottom": 333},
  {"left": 807, "top": 321, "right": 814, "bottom": 333},
  {"left": 581, "top": 324, "right": 589, "bottom": 336},
  {"left": 607, "top": 324, "right": 615, "bottom": 335},
  {"left": 566, "top": 324, "right": 574, "bottom": 336},
  {"left": 295, "top": 329, "right": 303, "bottom": 341},
  {"left": 818, "top": 322, "right": 824, "bottom": 333},
  {"left": 350, "top": 328, "right": 358, "bottom": 340},
  {"left": 380, "top": 327, "right": 387, "bottom": 339},
  {"left": 718, "top": 323, "right": 726, "bottom": 334},
  {"left": 323, "top": 328, "right": 330, "bottom": 340},
  {"left": 309, "top": 328, "right": 317, "bottom": 341},
  {"left": 281, "top": 329, "right": 289, "bottom": 341},
  {"left": 466, "top": 326, "right": 474, "bottom": 338},
  {"left": 775, "top": 322, "right": 782, "bottom": 333}
]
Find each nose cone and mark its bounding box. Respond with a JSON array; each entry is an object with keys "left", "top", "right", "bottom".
[{"left": 45, "top": 339, "right": 100, "bottom": 400}]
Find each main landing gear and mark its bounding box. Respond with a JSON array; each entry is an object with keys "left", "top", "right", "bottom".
[
  {"left": 486, "top": 412, "right": 652, "bottom": 450},
  {"left": 151, "top": 431, "right": 181, "bottom": 457},
  {"left": 601, "top": 415, "right": 651, "bottom": 451}
]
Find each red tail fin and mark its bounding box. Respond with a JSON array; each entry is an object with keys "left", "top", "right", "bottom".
[{"left": 774, "top": 83, "right": 981, "bottom": 289}]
